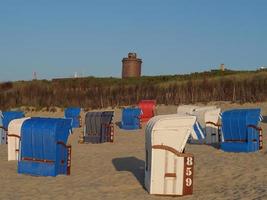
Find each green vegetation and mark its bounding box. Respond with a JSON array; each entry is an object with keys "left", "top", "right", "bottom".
[{"left": 1, "top": 69, "right": 267, "bottom": 110}]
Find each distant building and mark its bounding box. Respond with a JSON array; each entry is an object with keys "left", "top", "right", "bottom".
[
  {"left": 33, "top": 71, "right": 37, "bottom": 80},
  {"left": 259, "top": 66, "right": 267, "bottom": 70},
  {"left": 122, "top": 53, "right": 142, "bottom": 78},
  {"left": 220, "top": 64, "right": 225, "bottom": 71}
]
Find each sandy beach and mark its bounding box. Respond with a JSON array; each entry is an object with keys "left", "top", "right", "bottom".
[{"left": 0, "top": 102, "right": 266, "bottom": 200}]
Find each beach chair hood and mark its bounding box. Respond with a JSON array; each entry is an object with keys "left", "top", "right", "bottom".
[
  {"left": 64, "top": 107, "right": 81, "bottom": 128},
  {"left": 138, "top": 100, "right": 156, "bottom": 122},
  {"left": 2, "top": 111, "right": 25, "bottom": 130},
  {"left": 121, "top": 108, "right": 142, "bottom": 130}
]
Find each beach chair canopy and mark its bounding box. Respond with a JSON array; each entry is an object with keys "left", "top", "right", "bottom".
[
  {"left": 84, "top": 111, "right": 114, "bottom": 143},
  {"left": 8, "top": 117, "right": 30, "bottom": 161},
  {"left": 138, "top": 100, "right": 156, "bottom": 122},
  {"left": 18, "top": 117, "right": 72, "bottom": 176},
  {"left": 146, "top": 114, "right": 198, "bottom": 153},
  {"left": 0, "top": 111, "right": 5, "bottom": 144},
  {"left": 191, "top": 106, "right": 218, "bottom": 127},
  {"left": 64, "top": 107, "right": 81, "bottom": 128},
  {"left": 145, "top": 114, "right": 197, "bottom": 195},
  {"left": 121, "top": 108, "right": 142, "bottom": 130},
  {"left": 221, "top": 108, "right": 262, "bottom": 152},
  {"left": 2, "top": 111, "right": 25, "bottom": 130}
]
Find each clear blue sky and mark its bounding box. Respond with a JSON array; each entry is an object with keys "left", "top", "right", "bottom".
[{"left": 0, "top": 0, "right": 267, "bottom": 81}]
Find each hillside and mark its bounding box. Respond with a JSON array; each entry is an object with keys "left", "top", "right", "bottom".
[{"left": 1, "top": 69, "right": 267, "bottom": 110}]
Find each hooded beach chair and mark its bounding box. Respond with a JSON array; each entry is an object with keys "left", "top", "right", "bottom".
[
  {"left": 145, "top": 114, "right": 200, "bottom": 196},
  {"left": 83, "top": 111, "right": 114, "bottom": 143},
  {"left": 8, "top": 117, "right": 30, "bottom": 161},
  {"left": 138, "top": 100, "right": 156, "bottom": 122},
  {"left": 64, "top": 107, "right": 81, "bottom": 128},
  {"left": 0, "top": 111, "right": 6, "bottom": 144},
  {"left": 191, "top": 106, "right": 221, "bottom": 144},
  {"left": 220, "top": 108, "right": 262, "bottom": 153},
  {"left": 177, "top": 106, "right": 221, "bottom": 144},
  {"left": 120, "top": 108, "right": 142, "bottom": 130},
  {"left": 18, "top": 118, "right": 72, "bottom": 176},
  {"left": 1, "top": 111, "right": 25, "bottom": 144}
]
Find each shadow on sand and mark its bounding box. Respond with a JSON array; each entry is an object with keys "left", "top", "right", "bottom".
[
  {"left": 115, "top": 121, "right": 121, "bottom": 128},
  {"left": 112, "top": 156, "right": 145, "bottom": 188},
  {"left": 262, "top": 116, "right": 267, "bottom": 124}
]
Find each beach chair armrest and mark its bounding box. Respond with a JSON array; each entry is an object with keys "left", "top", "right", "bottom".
[
  {"left": 205, "top": 121, "right": 221, "bottom": 127},
  {"left": 7, "top": 134, "right": 20, "bottom": 139},
  {"left": 0, "top": 126, "right": 7, "bottom": 131},
  {"left": 247, "top": 125, "right": 262, "bottom": 132},
  {"left": 152, "top": 145, "right": 193, "bottom": 157},
  {"left": 247, "top": 125, "right": 263, "bottom": 149},
  {"left": 57, "top": 141, "right": 69, "bottom": 149}
]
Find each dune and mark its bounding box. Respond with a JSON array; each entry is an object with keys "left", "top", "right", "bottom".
[{"left": 0, "top": 102, "right": 266, "bottom": 200}]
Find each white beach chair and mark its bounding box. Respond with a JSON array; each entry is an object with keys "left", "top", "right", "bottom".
[
  {"left": 145, "top": 114, "right": 198, "bottom": 196},
  {"left": 8, "top": 117, "right": 30, "bottom": 161},
  {"left": 177, "top": 105, "right": 221, "bottom": 144}
]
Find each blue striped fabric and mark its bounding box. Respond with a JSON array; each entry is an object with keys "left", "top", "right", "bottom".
[
  {"left": 121, "top": 108, "right": 142, "bottom": 130},
  {"left": 221, "top": 108, "right": 261, "bottom": 152},
  {"left": 2, "top": 111, "right": 25, "bottom": 129},
  {"left": 64, "top": 107, "right": 81, "bottom": 128},
  {"left": 18, "top": 117, "right": 72, "bottom": 176}
]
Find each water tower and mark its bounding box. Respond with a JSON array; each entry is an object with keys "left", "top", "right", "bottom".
[{"left": 122, "top": 53, "right": 142, "bottom": 78}]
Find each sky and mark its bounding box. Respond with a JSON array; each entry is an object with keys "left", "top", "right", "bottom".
[{"left": 0, "top": 0, "right": 267, "bottom": 81}]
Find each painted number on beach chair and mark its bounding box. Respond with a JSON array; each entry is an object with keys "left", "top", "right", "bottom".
[
  {"left": 186, "top": 157, "right": 193, "bottom": 166},
  {"left": 183, "top": 156, "right": 194, "bottom": 195}
]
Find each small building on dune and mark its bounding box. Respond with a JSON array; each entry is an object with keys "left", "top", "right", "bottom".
[
  {"left": 138, "top": 100, "right": 156, "bottom": 122},
  {"left": 220, "top": 108, "right": 262, "bottom": 153},
  {"left": 83, "top": 111, "right": 114, "bottom": 144},
  {"left": 120, "top": 108, "right": 142, "bottom": 130},
  {"left": 64, "top": 107, "right": 81, "bottom": 128},
  {"left": 18, "top": 118, "right": 72, "bottom": 177},
  {"left": 145, "top": 115, "right": 200, "bottom": 196},
  {"left": 122, "top": 53, "right": 142, "bottom": 78}
]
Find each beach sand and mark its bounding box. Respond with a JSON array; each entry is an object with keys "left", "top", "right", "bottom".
[{"left": 0, "top": 102, "right": 267, "bottom": 200}]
